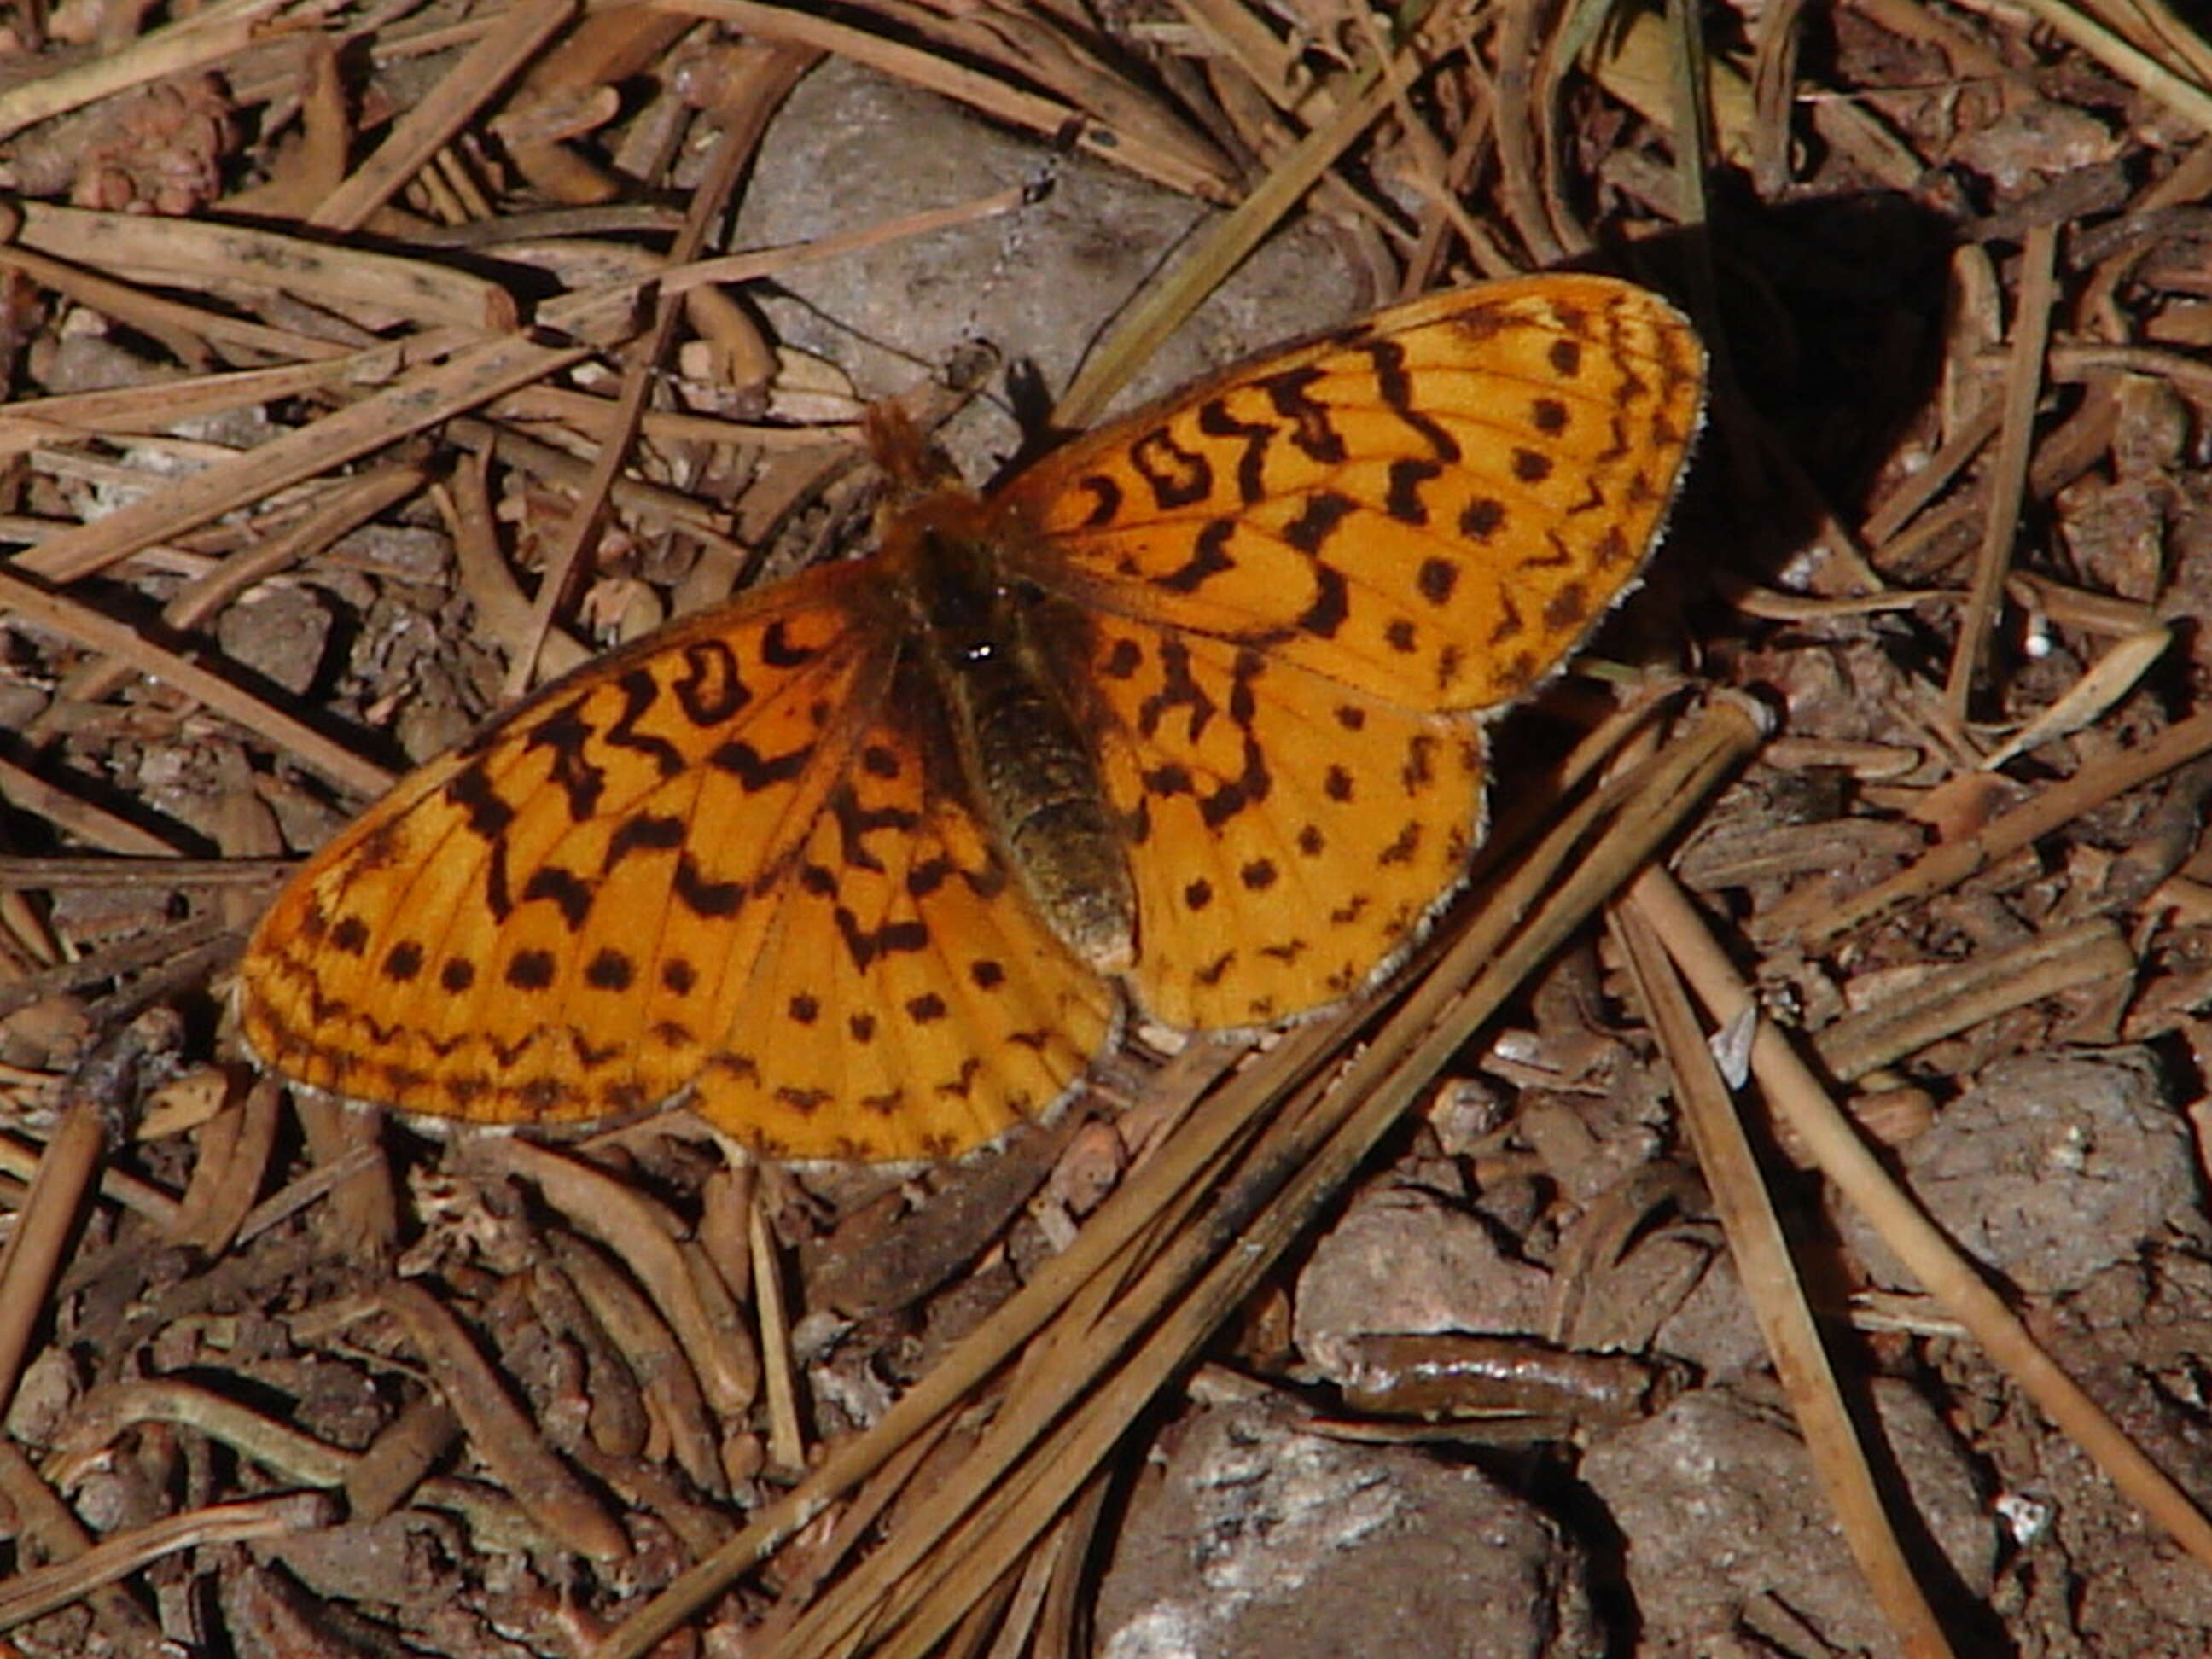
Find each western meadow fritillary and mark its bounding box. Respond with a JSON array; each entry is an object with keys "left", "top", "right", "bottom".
[{"left": 236, "top": 273, "right": 1706, "bottom": 1161}]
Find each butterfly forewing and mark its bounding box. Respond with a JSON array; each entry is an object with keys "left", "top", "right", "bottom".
[{"left": 1002, "top": 275, "right": 1704, "bottom": 709}]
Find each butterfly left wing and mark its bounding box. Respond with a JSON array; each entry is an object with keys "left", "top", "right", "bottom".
[
  {"left": 238, "top": 563, "right": 1117, "bottom": 1161},
  {"left": 992, "top": 274, "right": 1706, "bottom": 1028}
]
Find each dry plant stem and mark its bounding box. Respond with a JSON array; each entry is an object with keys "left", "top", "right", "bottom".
[
  {"left": 0, "top": 0, "right": 284, "bottom": 142},
  {"left": 0, "top": 1491, "right": 332, "bottom": 1633},
  {"left": 749, "top": 1188, "right": 806, "bottom": 1476},
  {"left": 503, "top": 87, "right": 775, "bottom": 696},
  {"left": 467, "top": 1138, "right": 758, "bottom": 1416},
  {"left": 1612, "top": 897, "right": 1957, "bottom": 1659},
  {"left": 1051, "top": 51, "right": 1403, "bottom": 428},
  {"left": 0, "top": 755, "right": 185, "bottom": 856},
  {"left": 0, "top": 358, "right": 364, "bottom": 440},
  {"left": 310, "top": 0, "right": 575, "bottom": 232},
  {"left": 0, "top": 1097, "right": 104, "bottom": 1419},
  {"left": 11, "top": 201, "right": 519, "bottom": 333},
  {"left": 233, "top": 1141, "right": 387, "bottom": 1245},
  {"left": 1864, "top": 395, "right": 2002, "bottom": 550},
  {"left": 377, "top": 1281, "right": 632, "bottom": 1561},
  {"left": 0, "top": 855, "right": 282, "bottom": 889},
  {"left": 0, "top": 1133, "right": 179, "bottom": 1228},
  {"left": 0, "top": 913, "right": 233, "bottom": 1023},
  {"left": 1635, "top": 867, "right": 2212, "bottom": 1569},
  {"left": 1493, "top": 5, "right": 1564, "bottom": 266},
  {"left": 1033, "top": 1471, "right": 1110, "bottom": 1659},
  {"left": 167, "top": 1075, "right": 280, "bottom": 1254},
  {"left": 60, "top": 465, "right": 427, "bottom": 711},
  {"left": 0, "top": 563, "right": 392, "bottom": 799},
  {"left": 649, "top": 0, "right": 1227, "bottom": 197},
  {"left": 0, "top": 1437, "right": 162, "bottom": 1647},
  {"left": 1944, "top": 219, "right": 2056, "bottom": 721},
  {"left": 829, "top": 1161, "right": 1243, "bottom": 1659},
  {"left": 438, "top": 456, "right": 590, "bottom": 681},
  {"left": 1803, "top": 704, "right": 2212, "bottom": 946},
  {"left": 548, "top": 1231, "right": 725, "bottom": 1498},
  {"left": 54, "top": 1378, "right": 357, "bottom": 1487},
  {"left": 556, "top": 185, "right": 1030, "bottom": 341},
  {"left": 754, "top": 1417, "right": 961, "bottom": 1644},
  {"left": 0, "top": 240, "right": 346, "bottom": 365},
  {"left": 16, "top": 332, "right": 591, "bottom": 586},
  {"left": 695, "top": 1057, "right": 1273, "bottom": 1659},
  {"left": 1749, "top": 0, "right": 1808, "bottom": 196},
  {"left": 1810, "top": 917, "right": 2134, "bottom": 1081},
  {"left": 625, "top": 702, "right": 1760, "bottom": 1659},
  {"left": 597, "top": 1046, "right": 1325, "bottom": 1654},
  {"left": 2011, "top": 0, "right": 2212, "bottom": 130}
]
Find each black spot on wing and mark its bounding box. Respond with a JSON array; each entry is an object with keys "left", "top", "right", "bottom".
[
  {"left": 672, "top": 639, "right": 748, "bottom": 724},
  {"left": 505, "top": 949, "right": 556, "bottom": 990},
  {"left": 606, "top": 668, "right": 683, "bottom": 778},
  {"left": 585, "top": 948, "right": 634, "bottom": 991},
  {"left": 1156, "top": 518, "right": 1236, "bottom": 594},
  {"left": 674, "top": 854, "right": 742, "bottom": 918},
  {"left": 1460, "top": 498, "right": 1506, "bottom": 542},
  {"left": 1196, "top": 396, "right": 1275, "bottom": 504},
  {"left": 521, "top": 866, "right": 594, "bottom": 929},
  {"left": 1284, "top": 492, "right": 1355, "bottom": 555},
  {"left": 605, "top": 812, "right": 685, "bottom": 870},
  {"left": 1385, "top": 457, "right": 1443, "bottom": 526},
  {"left": 1257, "top": 365, "right": 1345, "bottom": 463},
  {"left": 708, "top": 738, "right": 811, "bottom": 792},
  {"left": 1129, "top": 428, "right": 1212, "bottom": 510},
  {"left": 1297, "top": 562, "right": 1348, "bottom": 639}
]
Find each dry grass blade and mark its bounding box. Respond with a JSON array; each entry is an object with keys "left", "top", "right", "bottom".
[
  {"left": 11, "top": 201, "right": 522, "bottom": 331},
  {"left": 1611, "top": 894, "right": 1956, "bottom": 1659},
  {"left": 13, "top": 331, "right": 592, "bottom": 587},
  {"left": 1803, "top": 706, "right": 2212, "bottom": 946},
  {"left": 597, "top": 697, "right": 1760, "bottom": 1658},
  {"left": 1809, "top": 917, "right": 2134, "bottom": 1083},
  {"left": 2012, "top": 0, "right": 2212, "bottom": 129},
  {"left": 1051, "top": 52, "right": 1400, "bottom": 428},
  {"left": 1943, "top": 220, "right": 2058, "bottom": 719},
  {"left": 651, "top": 0, "right": 1231, "bottom": 198},
  {"left": 0, "top": 562, "right": 392, "bottom": 797},
  {"left": 307, "top": 0, "right": 576, "bottom": 233},
  {"left": 0, "top": 1098, "right": 105, "bottom": 1415},
  {"left": 0, "top": 0, "right": 282, "bottom": 142},
  {"left": 1636, "top": 869, "right": 2212, "bottom": 1569},
  {"left": 0, "top": 1492, "right": 332, "bottom": 1633}
]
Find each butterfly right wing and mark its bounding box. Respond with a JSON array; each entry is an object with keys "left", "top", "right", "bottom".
[
  {"left": 238, "top": 562, "right": 1115, "bottom": 1161},
  {"left": 989, "top": 276, "right": 1705, "bottom": 1030}
]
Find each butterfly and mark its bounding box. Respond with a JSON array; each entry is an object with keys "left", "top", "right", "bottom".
[{"left": 236, "top": 273, "right": 1706, "bottom": 1161}]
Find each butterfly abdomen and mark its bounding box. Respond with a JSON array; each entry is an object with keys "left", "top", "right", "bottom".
[{"left": 898, "top": 518, "right": 1137, "bottom": 977}]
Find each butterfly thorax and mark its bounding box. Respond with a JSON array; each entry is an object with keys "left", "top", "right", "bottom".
[{"left": 889, "top": 500, "right": 1137, "bottom": 977}]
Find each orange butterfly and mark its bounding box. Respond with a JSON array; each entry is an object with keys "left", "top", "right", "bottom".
[{"left": 237, "top": 274, "right": 1706, "bottom": 1161}]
